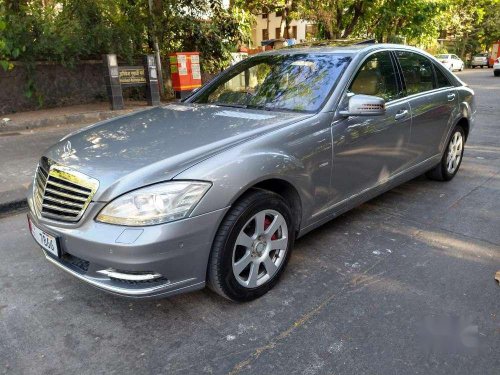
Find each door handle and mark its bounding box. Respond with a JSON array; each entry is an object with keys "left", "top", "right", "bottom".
[
  {"left": 447, "top": 93, "right": 456, "bottom": 101},
  {"left": 395, "top": 109, "right": 409, "bottom": 120}
]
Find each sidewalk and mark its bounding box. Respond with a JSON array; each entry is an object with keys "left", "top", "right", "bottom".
[
  {"left": 0, "top": 101, "right": 155, "bottom": 214},
  {"left": 0, "top": 100, "right": 151, "bottom": 133}
]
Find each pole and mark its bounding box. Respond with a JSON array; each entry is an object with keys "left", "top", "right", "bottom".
[{"left": 148, "top": 0, "right": 164, "bottom": 95}]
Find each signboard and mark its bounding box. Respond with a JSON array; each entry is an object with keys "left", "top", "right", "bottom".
[
  {"left": 119, "top": 67, "right": 146, "bottom": 85},
  {"left": 103, "top": 54, "right": 160, "bottom": 110}
]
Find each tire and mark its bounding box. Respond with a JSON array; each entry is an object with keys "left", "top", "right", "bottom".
[
  {"left": 426, "top": 125, "right": 465, "bottom": 181},
  {"left": 495, "top": 71, "right": 500, "bottom": 77},
  {"left": 207, "top": 189, "right": 295, "bottom": 302}
]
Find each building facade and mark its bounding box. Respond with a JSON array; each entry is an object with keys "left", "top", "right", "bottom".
[{"left": 251, "top": 11, "right": 316, "bottom": 47}]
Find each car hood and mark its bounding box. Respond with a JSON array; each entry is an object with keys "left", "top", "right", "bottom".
[{"left": 44, "top": 103, "right": 311, "bottom": 201}]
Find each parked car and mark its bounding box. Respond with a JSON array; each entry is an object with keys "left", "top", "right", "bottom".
[
  {"left": 471, "top": 53, "right": 490, "bottom": 68},
  {"left": 494, "top": 58, "right": 500, "bottom": 76},
  {"left": 28, "top": 44, "right": 475, "bottom": 301},
  {"left": 435, "top": 54, "right": 465, "bottom": 71}
]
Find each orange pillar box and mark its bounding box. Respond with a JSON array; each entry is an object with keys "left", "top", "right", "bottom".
[{"left": 169, "top": 52, "right": 202, "bottom": 99}]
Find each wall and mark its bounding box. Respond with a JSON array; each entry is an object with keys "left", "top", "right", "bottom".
[
  {"left": 0, "top": 60, "right": 218, "bottom": 115},
  {"left": 0, "top": 60, "right": 109, "bottom": 115}
]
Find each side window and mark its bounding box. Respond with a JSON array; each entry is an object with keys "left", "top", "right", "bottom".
[
  {"left": 349, "top": 51, "right": 399, "bottom": 102},
  {"left": 434, "top": 65, "right": 452, "bottom": 88},
  {"left": 396, "top": 51, "right": 436, "bottom": 95}
]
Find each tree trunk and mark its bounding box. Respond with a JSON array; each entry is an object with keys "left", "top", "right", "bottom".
[
  {"left": 280, "top": 0, "right": 293, "bottom": 39},
  {"left": 341, "top": 1, "right": 365, "bottom": 38},
  {"left": 460, "top": 31, "right": 469, "bottom": 59}
]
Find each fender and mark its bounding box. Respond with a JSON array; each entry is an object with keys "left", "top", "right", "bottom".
[{"left": 175, "top": 112, "right": 336, "bottom": 229}]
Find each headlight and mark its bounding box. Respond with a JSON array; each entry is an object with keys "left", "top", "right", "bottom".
[{"left": 96, "top": 181, "right": 211, "bottom": 226}]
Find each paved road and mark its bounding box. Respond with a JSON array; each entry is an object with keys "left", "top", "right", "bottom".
[{"left": 0, "top": 69, "right": 499, "bottom": 375}]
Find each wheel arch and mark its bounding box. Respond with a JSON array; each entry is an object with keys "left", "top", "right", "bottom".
[
  {"left": 227, "top": 178, "right": 303, "bottom": 236},
  {"left": 455, "top": 117, "right": 470, "bottom": 141},
  {"left": 251, "top": 178, "right": 303, "bottom": 235}
]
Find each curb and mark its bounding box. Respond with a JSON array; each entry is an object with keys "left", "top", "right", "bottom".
[
  {"left": 0, "top": 188, "right": 29, "bottom": 217},
  {"left": 0, "top": 198, "right": 28, "bottom": 216}
]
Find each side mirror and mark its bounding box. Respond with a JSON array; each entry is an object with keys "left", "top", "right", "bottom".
[{"left": 339, "top": 94, "right": 386, "bottom": 116}]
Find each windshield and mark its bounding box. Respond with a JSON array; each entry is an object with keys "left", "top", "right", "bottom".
[{"left": 190, "top": 53, "right": 351, "bottom": 112}]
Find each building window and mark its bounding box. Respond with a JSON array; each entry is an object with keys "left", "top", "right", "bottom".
[
  {"left": 262, "top": 13, "right": 268, "bottom": 19},
  {"left": 275, "top": 10, "right": 283, "bottom": 17},
  {"left": 275, "top": 27, "right": 281, "bottom": 39},
  {"left": 305, "top": 24, "right": 317, "bottom": 39},
  {"left": 262, "top": 29, "right": 269, "bottom": 41},
  {"left": 291, "top": 26, "right": 297, "bottom": 39}
]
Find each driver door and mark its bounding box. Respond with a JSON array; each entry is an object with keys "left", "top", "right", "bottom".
[{"left": 330, "top": 51, "right": 413, "bottom": 205}]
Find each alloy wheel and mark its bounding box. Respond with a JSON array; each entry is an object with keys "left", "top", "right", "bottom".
[
  {"left": 446, "top": 131, "right": 463, "bottom": 174},
  {"left": 232, "top": 209, "right": 288, "bottom": 288}
]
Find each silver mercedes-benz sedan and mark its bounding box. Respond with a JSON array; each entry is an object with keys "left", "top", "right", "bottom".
[{"left": 27, "top": 43, "right": 475, "bottom": 301}]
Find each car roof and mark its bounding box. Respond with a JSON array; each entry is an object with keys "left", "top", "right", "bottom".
[{"left": 259, "top": 42, "right": 437, "bottom": 57}]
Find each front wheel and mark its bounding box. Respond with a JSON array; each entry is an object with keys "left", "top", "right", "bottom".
[
  {"left": 207, "top": 189, "right": 294, "bottom": 301},
  {"left": 426, "top": 125, "right": 465, "bottom": 181}
]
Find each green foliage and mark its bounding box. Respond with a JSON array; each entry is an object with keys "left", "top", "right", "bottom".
[
  {"left": 241, "top": 0, "right": 500, "bottom": 56},
  {"left": 0, "top": 0, "right": 250, "bottom": 73},
  {"left": 153, "top": 0, "right": 252, "bottom": 72}
]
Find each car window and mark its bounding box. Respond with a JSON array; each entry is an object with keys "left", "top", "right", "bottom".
[
  {"left": 348, "top": 51, "right": 400, "bottom": 102},
  {"left": 434, "top": 65, "right": 452, "bottom": 88},
  {"left": 436, "top": 54, "right": 450, "bottom": 59},
  {"left": 396, "top": 51, "right": 436, "bottom": 96},
  {"left": 192, "top": 53, "right": 351, "bottom": 112}
]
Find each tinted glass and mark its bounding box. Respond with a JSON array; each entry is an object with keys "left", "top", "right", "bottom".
[
  {"left": 349, "top": 51, "right": 399, "bottom": 102},
  {"left": 434, "top": 65, "right": 452, "bottom": 88},
  {"left": 396, "top": 51, "right": 436, "bottom": 95},
  {"left": 192, "top": 54, "right": 351, "bottom": 112}
]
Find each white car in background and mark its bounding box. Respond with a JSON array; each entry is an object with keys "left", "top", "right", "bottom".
[
  {"left": 494, "top": 58, "right": 500, "bottom": 76},
  {"left": 436, "top": 54, "right": 465, "bottom": 71}
]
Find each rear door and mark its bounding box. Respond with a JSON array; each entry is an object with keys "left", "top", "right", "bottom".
[{"left": 394, "top": 50, "right": 457, "bottom": 164}]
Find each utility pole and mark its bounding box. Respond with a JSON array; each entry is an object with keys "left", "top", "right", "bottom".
[{"left": 148, "top": 0, "right": 164, "bottom": 94}]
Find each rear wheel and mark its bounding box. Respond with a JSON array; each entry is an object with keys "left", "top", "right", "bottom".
[
  {"left": 207, "top": 189, "right": 294, "bottom": 301},
  {"left": 426, "top": 125, "right": 465, "bottom": 181}
]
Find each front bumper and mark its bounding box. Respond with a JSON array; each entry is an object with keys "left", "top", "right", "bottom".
[{"left": 27, "top": 204, "right": 229, "bottom": 298}]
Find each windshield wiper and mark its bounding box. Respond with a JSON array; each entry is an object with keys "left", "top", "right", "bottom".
[
  {"left": 212, "top": 102, "right": 247, "bottom": 109},
  {"left": 245, "top": 104, "right": 274, "bottom": 111}
]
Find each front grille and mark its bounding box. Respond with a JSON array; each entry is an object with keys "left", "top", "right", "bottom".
[{"left": 33, "top": 157, "right": 99, "bottom": 222}]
